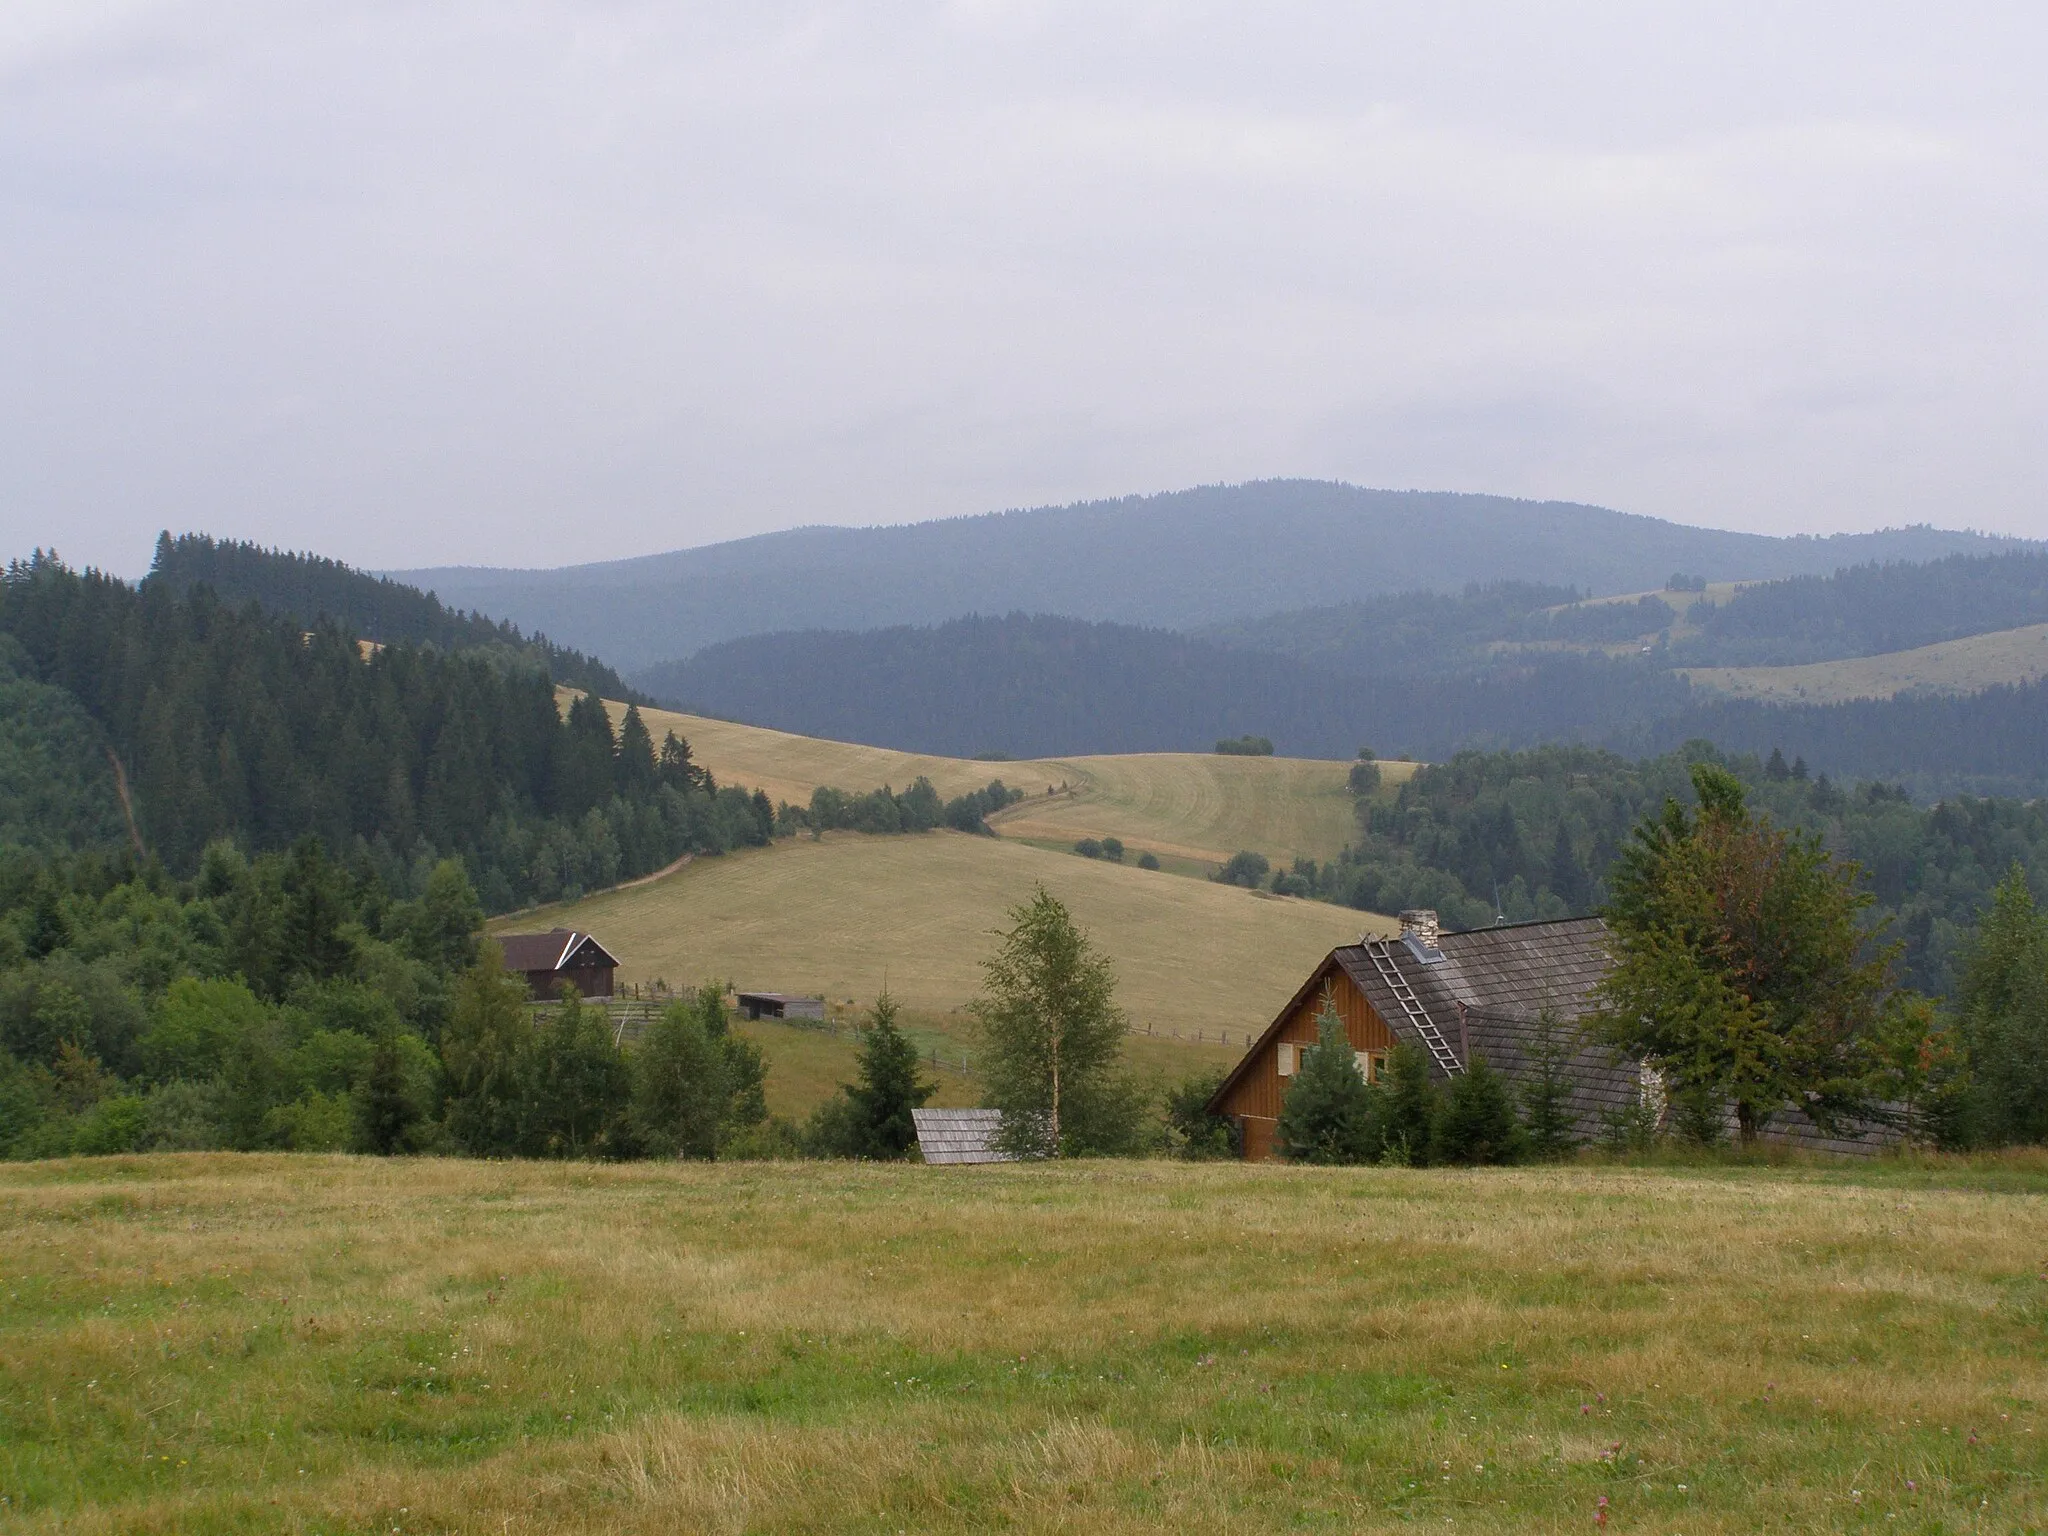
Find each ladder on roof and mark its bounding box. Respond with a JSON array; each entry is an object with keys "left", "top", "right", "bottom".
[{"left": 1364, "top": 941, "right": 1465, "bottom": 1077}]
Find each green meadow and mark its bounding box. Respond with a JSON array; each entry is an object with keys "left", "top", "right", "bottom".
[{"left": 3, "top": 1152, "right": 2044, "bottom": 1533}]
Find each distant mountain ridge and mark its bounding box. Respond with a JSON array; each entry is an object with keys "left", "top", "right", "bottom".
[{"left": 391, "top": 481, "right": 2029, "bottom": 671}]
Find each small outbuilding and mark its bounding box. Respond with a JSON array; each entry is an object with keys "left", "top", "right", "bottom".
[
  {"left": 496, "top": 928, "right": 620, "bottom": 1001},
  {"left": 911, "top": 1108, "right": 1014, "bottom": 1165},
  {"left": 735, "top": 992, "right": 827, "bottom": 1021}
]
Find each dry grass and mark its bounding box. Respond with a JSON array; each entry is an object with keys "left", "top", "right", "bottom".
[
  {"left": 602, "top": 698, "right": 1416, "bottom": 869},
  {"left": 3, "top": 1152, "right": 2044, "bottom": 1533},
  {"left": 1683, "top": 622, "right": 2048, "bottom": 704},
  {"left": 495, "top": 830, "right": 1380, "bottom": 1038}
]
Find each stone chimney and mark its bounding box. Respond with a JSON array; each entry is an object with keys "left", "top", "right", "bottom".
[{"left": 1399, "top": 909, "right": 1441, "bottom": 950}]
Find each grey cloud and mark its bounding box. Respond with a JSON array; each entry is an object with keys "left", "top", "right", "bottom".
[{"left": 2, "top": 1, "right": 2044, "bottom": 575}]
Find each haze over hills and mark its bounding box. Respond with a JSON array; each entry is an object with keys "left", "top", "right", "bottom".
[{"left": 391, "top": 481, "right": 2030, "bottom": 671}]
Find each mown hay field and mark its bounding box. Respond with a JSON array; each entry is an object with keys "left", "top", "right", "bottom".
[
  {"left": 3, "top": 1153, "right": 2044, "bottom": 1533},
  {"left": 496, "top": 830, "right": 1381, "bottom": 1038},
  {"left": 608, "top": 700, "right": 1417, "bottom": 870},
  {"left": 1683, "top": 621, "right": 2048, "bottom": 705}
]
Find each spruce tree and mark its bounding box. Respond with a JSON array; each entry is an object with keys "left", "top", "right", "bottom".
[
  {"left": 843, "top": 991, "right": 933, "bottom": 1159},
  {"left": 1955, "top": 865, "right": 2048, "bottom": 1145},
  {"left": 1381, "top": 1043, "right": 1438, "bottom": 1165},
  {"left": 440, "top": 944, "right": 535, "bottom": 1156},
  {"left": 355, "top": 1031, "right": 420, "bottom": 1155},
  {"left": 1518, "top": 1008, "right": 1581, "bottom": 1160},
  {"left": 1274, "top": 996, "right": 1378, "bottom": 1164},
  {"left": 1431, "top": 1056, "right": 1525, "bottom": 1164}
]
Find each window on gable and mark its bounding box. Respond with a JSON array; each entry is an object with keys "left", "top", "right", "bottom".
[{"left": 1277, "top": 1043, "right": 1297, "bottom": 1076}]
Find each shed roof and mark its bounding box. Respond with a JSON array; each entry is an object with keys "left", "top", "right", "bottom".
[
  {"left": 912, "top": 1108, "right": 1014, "bottom": 1165},
  {"left": 496, "top": 929, "right": 619, "bottom": 974}
]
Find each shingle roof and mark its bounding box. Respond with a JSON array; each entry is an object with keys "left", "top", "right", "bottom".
[
  {"left": 912, "top": 1108, "right": 1014, "bottom": 1165},
  {"left": 1332, "top": 917, "right": 1612, "bottom": 1062},
  {"left": 496, "top": 929, "right": 618, "bottom": 973}
]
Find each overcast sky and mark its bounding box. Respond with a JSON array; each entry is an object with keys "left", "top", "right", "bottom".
[{"left": 4, "top": 2, "right": 2044, "bottom": 575}]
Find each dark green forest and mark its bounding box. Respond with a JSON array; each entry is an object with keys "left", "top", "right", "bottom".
[
  {"left": 0, "top": 553, "right": 772, "bottom": 912},
  {"left": 640, "top": 608, "right": 2048, "bottom": 795},
  {"left": 0, "top": 839, "right": 769, "bottom": 1161},
  {"left": 1672, "top": 550, "right": 2048, "bottom": 665},
  {"left": 147, "top": 533, "right": 647, "bottom": 703}
]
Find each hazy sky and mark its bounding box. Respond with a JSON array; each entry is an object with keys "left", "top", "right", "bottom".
[{"left": 4, "top": 2, "right": 2044, "bottom": 575}]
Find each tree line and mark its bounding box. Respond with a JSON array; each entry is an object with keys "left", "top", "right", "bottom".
[
  {"left": 1311, "top": 741, "right": 2048, "bottom": 997},
  {"left": 146, "top": 532, "right": 646, "bottom": 703},
  {"left": 0, "top": 553, "right": 774, "bottom": 911}
]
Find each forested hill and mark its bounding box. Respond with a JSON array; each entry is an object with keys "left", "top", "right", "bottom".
[
  {"left": 147, "top": 533, "right": 648, "bottom": 704},
  {"left": 0, "top": 555, "right": 777, "bottom": 911},
  {"left": 644, "top": 610, "right": 2048, "bottom": 796},
  {"left": 1670, "top": 550, "right": 2048, "bottom": 666},
  {"left": 639, "top": 612, "right": 1694, "bottom": 761},
  {"left": 394, "top": 481, "right": 2025, "bottom": 671}
]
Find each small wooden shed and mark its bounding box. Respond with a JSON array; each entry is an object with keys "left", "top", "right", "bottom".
[
  {"left": 736, "top": 992, "right": 827, "bottom": 1021},
  {"left": 496, "top": 928, "right": 620, "bottom": 1001},
  {"left": 911, "top": 1108, "right": 1013, "bottom": 1165}
]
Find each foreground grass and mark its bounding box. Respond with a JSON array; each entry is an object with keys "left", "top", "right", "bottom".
[{"left": 2, "top": 1155, "right": 2044, "bottom": 1534}]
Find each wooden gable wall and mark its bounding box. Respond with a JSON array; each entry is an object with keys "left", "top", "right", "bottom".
[{"left": 1216, "top": 960, "right": 1395, "bottom": 1161}]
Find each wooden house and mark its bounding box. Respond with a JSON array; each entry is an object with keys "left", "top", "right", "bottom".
[
  {"left": 496, "top": 928, "right": 620, "bottom": 1001},
  {"left": 1211, "top": 908, "right": 1898, "bottom": 1158},
  {"left": 1209, "top": 909, "right": 1628, "bottom": 1160}
]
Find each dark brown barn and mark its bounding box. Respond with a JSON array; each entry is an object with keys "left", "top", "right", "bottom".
[
  {"left": 496, "top": 928, "right": 620, "bottom": 1000},
  {"left": 1211, "top": 908, "right": 1897, "bottom": 1158}
]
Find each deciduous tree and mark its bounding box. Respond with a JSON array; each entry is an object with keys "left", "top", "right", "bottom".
[{"left": 972, "top": 887, "right": 1130, "bottom": 1158}]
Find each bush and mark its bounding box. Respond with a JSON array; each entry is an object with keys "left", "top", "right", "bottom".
[
  {"left": 1215, "top": 851, "right": 1270, "bottom": 888},
  {"left": 1380, "top": 1044, "right": 1438, "bottom": 1165},
  {"left": 1074, "top": 838, "right": 1104, "bottom": 859},
  {"left": 1215, "top": 736, "right": 1274, "bottom": 756},
  {"left": 1136, "top": 852, "right": 1160, "bottom": 871},
  {"left": 1431, "top": 1057, "right": 1524, "bottom": 1164},
  {"left": 1100, "top": 837, "right": 1124, "bottom": 863},
  {"left": 1162, "top": 1070, "right": 1240, "bottom": 1159}
]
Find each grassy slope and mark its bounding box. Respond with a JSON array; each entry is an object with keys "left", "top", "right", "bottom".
[
  {"left": 1683, "top": 621, "right": 2048, "bottom": 704},
  {"left": 5, "top": 1152, "right": 2044, "bottom": 1534},
  {"left": 611, "top": 699, "right": 1415, "bottom": 869},
  {"left": 498, "top": 831, "right": 1376, "bottom": 1041}
]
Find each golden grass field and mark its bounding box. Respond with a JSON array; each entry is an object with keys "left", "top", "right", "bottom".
[
  {"left": 4, "top": 1151, "right": 2044, "bottom": 1533},
  {"left": 499, "top": 831, "right": 1381, "bottom": 1041},
  {"left": 609, "top": 699, "right": 1416, "bottom": 870},
  {"left": 1683, "top": 622, "right": 2048, "bottom": 705}
]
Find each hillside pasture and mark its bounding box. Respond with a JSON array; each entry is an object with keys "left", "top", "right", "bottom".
[
  {"left": 493, "top": 829, "right": 1382, "bottom": 1038},
  {"left": 3, "top": 1152, "right": 2043, "bottom": 1534},
  {"left": 605, "top": 699, "right": 1406, "bottom": 870},
  {"left": 1683, "top": 621, "right": 2048, "bottom": 704}
]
